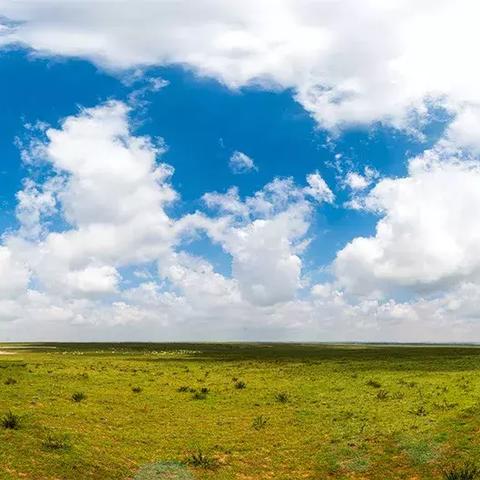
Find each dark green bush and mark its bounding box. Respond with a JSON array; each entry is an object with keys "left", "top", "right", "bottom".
[
  {"left": 1, "top": 411, "right": 20, "bottom": 430},
  {"left": 234, "top": 380, "right": 246, "bottom": 390},
  {"left": 252, "top": 415, "right": 268, "bottom": 430},
  {"left": 71, "top": 391, "right": 86, "bottom": 402},
  {"left": 186, "top": 451, "right": 218, "bottom": 469},
  {"left": 275, "top": 392, "right": 289, "bottom": 403}
]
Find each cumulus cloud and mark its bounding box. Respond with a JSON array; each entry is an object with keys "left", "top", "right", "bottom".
[
  {"left": 305, "top": 172, "right": 335, "bottom": 203},
  {"left": 344, "top": 167, "right": 377, "bottom": 192},
  {"left": 2, "top": 0, "right": 480, "bottom": 135},
  {"left": 188, "top": 175, "right": 330, "bottom": 306},
  {"left": 6, "top": 101, "right": 179, "bottom": 300},
  {"left": 2, "top": 96, "right": 480, "bottom": 341},
  {"left": 229, "top": 151, "right": 256, "bottom": 174},
  {"left": 335, "top": 147, "right": 480, "bottom": 297},
  {"left": 0, "top": 100, "right": 346, "bottom": 339}
]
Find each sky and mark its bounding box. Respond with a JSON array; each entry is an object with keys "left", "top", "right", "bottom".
[{"left": 1, "top": 1, "right": 480, "bottom": 342}]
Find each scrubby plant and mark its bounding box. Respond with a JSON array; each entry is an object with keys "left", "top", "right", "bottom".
[
  {"left": 1, "top": 411, "right": 20, "bottom": 430},
  {"left": 434, "top": 399, "right": 458, "bottom": 411},
  {"left": 443, "top": 462, "right": 480, "bottom": 480},
  {"left": 71, "top": 391, "right": 86, "bottom": 402},
  {"left": 376, "top": 389, "right": 389, "bottom": 400},
  {"left": 409, "top": 405, "right": 428, "bottom": 417},
  {"left": 200, "top": 387, "right": 209, "bottom": 394},
  {"left": 275, "top": 392, "right": 289, "bottom": 403},
  {"left": 252, "top": 415, "right": 268, "bottom": 430},
  {"left": 234, "top": 380, "right": 246, "bottom": 390},
  {"left": 4, "top": 377, "right": 17, "bottom": 385},
  {"left": 177, "top": 385, "right": 190, "bottom": 392},
  {"left": 192, "top": 391, "right": 207, "bottom": 400},
  {"left": 366, "top": 379, "right": 381, "bottom": 388},
  {"left": 187, "top": 450, "right": 218, "bottom": 469},
  {"left": 132, "top": 386, "right": 142, "bottom": 393},
  {"left": 398, "top": 379, "right": 417, "bottom": 388},
  {"left": 42, "top": 433, "right": 71, "bottom": 451}
]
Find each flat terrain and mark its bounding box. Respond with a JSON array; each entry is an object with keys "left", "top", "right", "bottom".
[{"left": 1, "top": 343, "right": 480, "bottom": 479}]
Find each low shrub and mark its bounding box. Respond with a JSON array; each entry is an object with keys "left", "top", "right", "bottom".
[
  {"left": 234, "top": 380, "right": 246, "bottom": 390},
  {"left": 376, "top": 389, "right": 389, "bottom": 400},
  {"left": 192, "top": 391, "right": 207, "bottom": 400},
  {"left": 252, "top": 415, "right": 268, "bottom": 430},
  {"left": 42, "top": 433, "right": 71, "bottom": 451},
  {"left": 443, "top": 462, "right": 480, "bottom": 480},
  {"left": 409, "top": 405, "right": 428, "bottom": 417},
  {"left": 275, "top": 392, "right": 289, "bottom": 403},
  {"left": 71, "top": 391, "right": 86, "bottom": 402},
  {"left": 187, "top": 451, "right": 218, "bottom": 469},
  {"left": 1, "top": 411, "right": 20, "bottom": 430}
]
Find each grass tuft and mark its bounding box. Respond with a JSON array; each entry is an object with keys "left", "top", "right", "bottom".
[
  {"left": 1, "top": 411, "right": 20, "bottom": 430},
  {"left": 443, "top": 462, "right": 480, "bottom": 480},
  {"left": 252, "top": 415, "right": 268, "bottom": 430},
  {"left": 376, "top": 389, "right": 389, "bottom": 400},
  {"left": 42, "top": 433, "right": 71, "bottom": 451},
  {"left": 192, "top": 391, "right": 207, "bottom": 400},
  {"left": 275, "top": 392, "right": 290, "bottom": 403},
  {"left": 71, "top": 391, "right": 86, "bottom": 402},
  {"left": 186, "top": 450, "right": 218, "bottom": 469},
  {"left": 234, "top": 380, "right": 246, "bottom": 390},
  {"left": 409, "top": 405, "right": 428, "bottom": 416},
  {"left": 4, "top": 377, "right": 17, "bottom": 385}
]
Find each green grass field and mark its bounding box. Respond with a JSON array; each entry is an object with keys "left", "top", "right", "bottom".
[{"left": 1, "top": 343, "right": 480, "bottom": 479}]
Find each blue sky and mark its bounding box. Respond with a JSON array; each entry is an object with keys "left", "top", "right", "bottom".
[
  {"left": 0, "top": 49, "right": 438, "bottom": 273},
  {"left": 1, "top": 2, "right": 480, "bottom": 342}
]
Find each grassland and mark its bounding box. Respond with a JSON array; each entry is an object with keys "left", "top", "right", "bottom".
[{"left": 1, "top": 343, "right": 480, "bottom": 479}]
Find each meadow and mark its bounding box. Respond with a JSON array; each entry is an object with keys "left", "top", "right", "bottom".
[{"left": 1, "top": 343, "right": 480, "bottom": 480}]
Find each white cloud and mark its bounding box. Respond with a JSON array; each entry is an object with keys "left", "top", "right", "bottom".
[
  {"left": 0, "top": 247, "right": 30, "bottom": 298},
  {"left": 65, "top": 265, "right": 119, "bottom": 296},
  {"left": 0, "top": 100, "right": 343, "bottom": 339},
  {"left": 345, "top": 172, "right": 369, "bottom": 191},
  {"left": 188, "top": 176, "right": 326, "bottom": 306},
  {"left": 304, "top": 171, "right": 334, "bottom": 203},
  {"left": 229, "top": 151, "right": 256, "bottom": 174},
  {"left": 344, "top": 167, "right": 377, "bottom": 191},
  {"left": 4, "top": 98, "right": 480, "bottom": 342},
  {"left": 335, "top": 147, "right": 480, "bottom": 297},
  {"left": 2, "top": 0, "right": 480, "bottom": 134},
  {"left": 443, "top": 105, "right": 480, "bottom": 154},
  {"left": 7, "top": 101, "right": 178, "bottom": 299}
]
